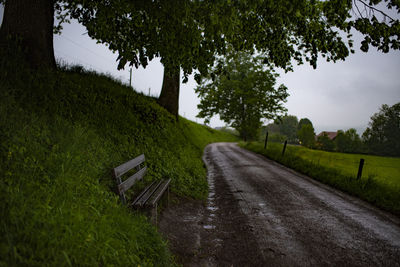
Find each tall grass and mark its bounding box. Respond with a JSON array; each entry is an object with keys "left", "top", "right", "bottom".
[
  {"left": 241, "top": 142, "right": 400, "bottom": 215},
  {"left": 0, "top": 57, "right": 237, "bottom": 266}
]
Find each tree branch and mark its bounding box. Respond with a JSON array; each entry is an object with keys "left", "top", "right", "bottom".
[{"left": 354, "top": 0, "right": 396, "bottom": 23}]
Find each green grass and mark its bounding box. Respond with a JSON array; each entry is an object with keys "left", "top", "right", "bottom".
[
  {"left": 0, "top": 56, "right": 238, "bottom": 266},
  {"left": 290, "top": 146, "right": 400, "bottom": 189},
  {"left": 241, "top": 142, "right": 400, "bottom": 215}
]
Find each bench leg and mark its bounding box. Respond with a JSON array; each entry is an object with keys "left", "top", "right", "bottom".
[
  {"left": 155, "top": 203, "right": 158, "bottom": 225},
  {"left": 151, "top": 203, "right": 158, "bottom": 226},
  {"left": 147, "top": 186, "right": 170, "bottom": 225}
]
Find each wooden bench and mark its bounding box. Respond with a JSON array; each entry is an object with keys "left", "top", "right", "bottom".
[{"left": 113, "top": 154, "right": 171, "bottom": 224}]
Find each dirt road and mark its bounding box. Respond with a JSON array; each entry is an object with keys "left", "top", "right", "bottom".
[{"left": 159, "top": 143, "right": 400, "bottom": 266}]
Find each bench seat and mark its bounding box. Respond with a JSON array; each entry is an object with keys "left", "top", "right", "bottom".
[{"left": 131, "top": 178, "right": 171, "bottom": 207}]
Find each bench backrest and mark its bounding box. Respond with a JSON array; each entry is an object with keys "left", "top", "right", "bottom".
[{"left": 113, "top": 154, "right": 147, "bottom": 204}]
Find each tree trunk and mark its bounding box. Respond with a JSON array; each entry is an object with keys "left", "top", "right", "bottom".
[
  {"left": 158, "top": 65, "right": 180, "bottom": 119},
  {"left": 0, "top": 0, "right": 56, "bottom": 69}
]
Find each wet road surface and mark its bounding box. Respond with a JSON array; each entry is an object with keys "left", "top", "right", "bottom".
[{"left": 160, "top": 143, "right": 400, "bottom": 266}]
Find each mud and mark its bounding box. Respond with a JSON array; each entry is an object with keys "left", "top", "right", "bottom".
[{"left": 159, "top": 143, "right": 400, "bottom": 266}]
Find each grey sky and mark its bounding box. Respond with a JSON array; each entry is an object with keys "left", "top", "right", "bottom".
[{"left": 1, "top": 6, "right": 399, "bottom": 134}]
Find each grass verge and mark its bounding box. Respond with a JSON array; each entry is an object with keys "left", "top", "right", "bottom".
[
  {"left": 0, "top": 57, "right": 238, "bottom": 266},
  {"left": 241, "top": 142, "right": 400, "bottom": 216}
]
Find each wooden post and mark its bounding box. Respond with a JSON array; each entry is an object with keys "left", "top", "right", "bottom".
[
  {"left": 264, "top": 131, "right": 269, "bottom": 149},
  {"left": 282, "top": 140, "right": 287, "bottom": 156},
  {"left": 357, "top": 158, "right": 365, "bottom": 180}
]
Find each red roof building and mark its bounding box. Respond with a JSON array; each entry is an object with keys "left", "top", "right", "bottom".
[{"left": 316, "top": 131, "right": 338, "bottom": 140}]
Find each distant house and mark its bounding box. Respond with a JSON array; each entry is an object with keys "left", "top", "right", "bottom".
[{"left": 316, "top": 131, "right": 338, "bottom": 141}]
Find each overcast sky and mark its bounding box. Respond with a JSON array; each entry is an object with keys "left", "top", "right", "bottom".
[{"left": 1, "top": 6, "right": 399, "bottom": 134}]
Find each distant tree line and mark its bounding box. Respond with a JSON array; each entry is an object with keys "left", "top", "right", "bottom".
[{"left": 260, "top": 102, "right": 400, "bottom": 157}]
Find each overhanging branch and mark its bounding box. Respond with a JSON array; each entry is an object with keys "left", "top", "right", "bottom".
[{"left": 354, "top": 0, "right": 396, "bottom": 23}]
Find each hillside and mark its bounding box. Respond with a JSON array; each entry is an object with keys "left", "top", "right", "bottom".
[{"left": 0, "top": 58, "right": 238, "bottom": 266}]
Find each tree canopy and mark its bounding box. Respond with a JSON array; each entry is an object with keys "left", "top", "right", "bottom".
[
  {"left": 1, "top": 0, "right": 400, "bottom": 116},
  {"left": 64, "top": 0, "right": 400, "bottom": 73},
  {"left": 3, "top": 1, "right": 400, "bottom": 68},
  {"left": 195, "top": 51, "right": 288, "bottom": 141},
  {"left": 362, "top": 102, "right": 400, "bottom": 156},
  {"left": 335, "top": 128, "right": 363, "bottom": 153},
  {"left": 316, "top": 132, "right": 335, "bottom": 151},
  {"left": 298, "top": 118, "right": 313, "bottom": 130},
  {"left": 298, "top": 124, "right": 316, "bottom": 148},
  {"left": 65, "top": 0, "right": 228, "bottom": 77},
  {"left": 278, "top": 115, "right": 299, "bottom": 143}
]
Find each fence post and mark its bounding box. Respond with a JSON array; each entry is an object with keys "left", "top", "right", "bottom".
[
  {"left": 357, "top": 158, "right": 365, "bottom": 180},
  {"left": 264, "top": 131, "right": 269, "bottom": 149},
  {"left": 282, "top": 140, "right": 287, "bottom": 156}
]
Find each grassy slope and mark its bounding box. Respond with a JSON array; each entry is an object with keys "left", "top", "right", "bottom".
[
  {"left": 0, "top": 61, "right": 238, "bottom": 266},
  {"left": 242, "top": 142, "right": 400, "bottom": 215}
]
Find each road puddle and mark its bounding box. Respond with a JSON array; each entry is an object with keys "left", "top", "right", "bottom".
[
  {"left": 207, "top": 206, "right": 218, "bottom": 212},
  {"left": 206, "top": 165, "right": 218, "bottom": 217},
  {"left": 182, "top": 215, "right": 199, "bottom": 222}
]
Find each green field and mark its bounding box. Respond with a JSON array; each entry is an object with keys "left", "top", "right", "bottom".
[
  {"left": 242, "top": 142, "right": 400, "bottom": 215},
  {"left": 287, "top": 144, "right": 400, "bottom": 189}
]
